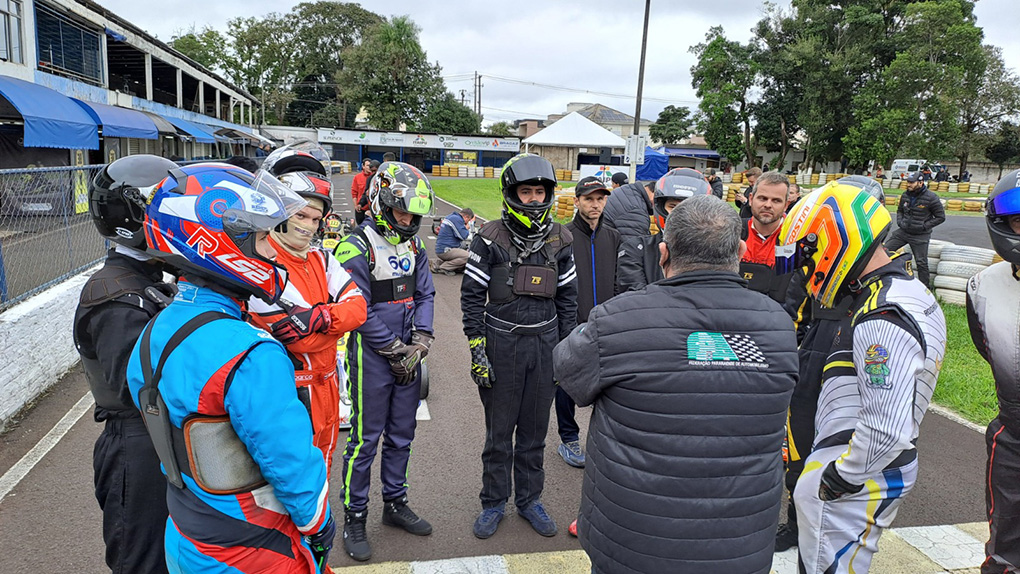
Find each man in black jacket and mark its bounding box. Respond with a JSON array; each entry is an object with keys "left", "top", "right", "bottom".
[
  {"left": 884, "top": 172, "right": 945, "bottom": 287},
  {"left": 557, "top": 177, "right": 621, "bottom": 469},
  {"left": 601, "top": 180, "right": 653, "bottom": 245},
  {"left": 555, "top": 194, "right": 797, "bottom": 574},
  {"left": 73, "top": 155, "right": 179, "bottom": 574},
  {"left": 706, "top": 168, "right": 725, "bottom": 199}
]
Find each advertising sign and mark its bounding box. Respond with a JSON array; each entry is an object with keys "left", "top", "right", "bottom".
[
  {"left": 317, "top": 128, "right": 520, "bottom": 152},
  {"left": 579, "top": 165, "right": 629, "bottom": 186},
  {"left": 445, "top": 150, "right": 478, "bottom": 166}
]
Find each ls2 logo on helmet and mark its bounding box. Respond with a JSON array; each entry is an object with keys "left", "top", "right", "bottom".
[{"left": 216, "top": 253, "right": 273, "bottom": 286}]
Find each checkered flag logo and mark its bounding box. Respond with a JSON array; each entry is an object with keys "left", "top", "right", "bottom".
[{"left": 722, "top": 334, "right": 767, "bottom": 363}]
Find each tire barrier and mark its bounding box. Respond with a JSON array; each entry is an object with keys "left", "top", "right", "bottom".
[
  {"left": 891, "top": 241, "right": 1001, "bottom": 306},
  {"left": 430, "top": 165, "right": 499, "bottom": 178}
]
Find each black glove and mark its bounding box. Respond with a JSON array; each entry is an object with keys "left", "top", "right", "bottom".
[
  {"left": 307, "top": 514, "right": 336, "bottom": 571},
  {"left": 469, "top": 336, "right": 493, "bottom": 388},
  {"left": 410, "top": 331, "right": 435, "bottom": 358},
  {"left": 818, "top": 461, "right": 864, "bottom": 502},
  {"left": 376, "top": 338, "right": 421, "bottom": 385},
  {"left": 272, "top": 304, "right": 332, "bottom": 345}
]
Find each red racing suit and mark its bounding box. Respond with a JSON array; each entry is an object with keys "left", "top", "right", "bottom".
[{"left": 249, "top": 238, "right": 367, "bottom": 474}]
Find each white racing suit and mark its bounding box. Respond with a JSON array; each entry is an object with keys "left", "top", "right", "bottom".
[{"left": 795, "top": 258, "right": 946, "bottom": 574}]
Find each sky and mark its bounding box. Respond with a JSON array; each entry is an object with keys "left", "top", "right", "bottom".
[{"left": 96, "top": 0, "right": 1020, "bottom": 126}]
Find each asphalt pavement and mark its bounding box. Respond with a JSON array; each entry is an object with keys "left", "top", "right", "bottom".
[{"left": 0, "top": 173, "right": 990, "bottom": 572}]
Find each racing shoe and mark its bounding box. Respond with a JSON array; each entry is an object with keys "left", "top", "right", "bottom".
[
  {"left": 473, "top": 507, "right": 504, "bottom": 539},
  {"left": 382, "top": 495, "right": 433, "bottom": 536},
  {"left": 774, "top": 521, "right": 798, "bottom": 552},
  {"left": 518, "top": 501, "right": 557, "bottom": 537},
  {"left": 558, "top": 441, "right": 586, "bottom": 468},
  {"left": 343, "top": 510, "right": 371, "bottom": 562},
  {"left": 568, "top": 519, "right": 578, "bottom": 537}
]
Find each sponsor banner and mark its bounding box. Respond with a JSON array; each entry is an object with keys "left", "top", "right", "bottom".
[
  {"left": 445, "top": 150, "right": 477, "bottom": 166},
  {"left": 317, "top": 128, "right": 520, "bottom": 152},
  {"left": 579, "top": 165, "right": 629, "bottom": 186}
]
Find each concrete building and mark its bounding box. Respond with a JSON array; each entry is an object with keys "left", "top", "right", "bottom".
[{"left": 0, "top": 0, "right": 264, "bottom": 168}]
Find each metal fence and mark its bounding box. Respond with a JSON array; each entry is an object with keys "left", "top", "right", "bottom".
[{"left": 0, "top": 165, "right": 108, "bottom": 312}]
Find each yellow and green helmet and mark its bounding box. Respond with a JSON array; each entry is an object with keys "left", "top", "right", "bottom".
[
  {"left": 777, "top": 182, "right": 892, "bottom": 308},
  {"left": 369, "top": 161, "right": 434, "bottom": 245},
  {"left": 499, "top": 153, "right": 557, "bottom": 241}
]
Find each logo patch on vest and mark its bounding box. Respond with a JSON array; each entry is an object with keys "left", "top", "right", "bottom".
[
  {"left": 531, "top": 275, "right": 542, "bottom": 285},
  {"left": 687, "top": 332, "right": 768, "bottom": 369},
  {"left": 864, "top": 344, "right": 892, "bottom": 388}
]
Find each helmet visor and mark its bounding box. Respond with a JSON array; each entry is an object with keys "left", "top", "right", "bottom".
[
  {"left": 988, "top": 185, "right": 1020, "bottom": 217},
  {"left": 221, "top": 170, "right": 307, "bottom": 235}
]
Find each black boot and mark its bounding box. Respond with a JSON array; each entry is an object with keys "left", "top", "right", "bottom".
[
  {"left": 343, "top": 510, "right": 371, "bottom": 561},
  {"left": 382, "top": 495, "right": 433, "bottom": 536},
  {"left": 775, "top": 521, "right": 798, "bottom": 552}
]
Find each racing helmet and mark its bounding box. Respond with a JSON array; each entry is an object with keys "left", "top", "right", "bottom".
[
  {"left": 262, "top": 139, "right": 331, "bottom": 176},
  {"left": 777, "top": 181, "right": 891, "bottom": 308},
  {"left": 262, "top": 149, "right": 332, "bottom": 217},
  {"left": 322, "top": 213, "right": 344, "bottom": 238},
  {"left": 499, "top": 153, "right": 557, "bottom": 242},
  {"left": 986, "top": 168, "right": 1020, "bottom": 265},
  {"left": 654, "top": 168, "right": 713, "bottom": 229},
  {"left": 836, "top": 174, "right": 886, "bottom": 204},
  {"left": 368, "top": 161, "right": 434, "bottom": 245},
  {"left": 89, "top": 154, "right": 178, "bottom": 250},
  {"left": 142, "top": 163, "right": 306, "bottom": 303}
]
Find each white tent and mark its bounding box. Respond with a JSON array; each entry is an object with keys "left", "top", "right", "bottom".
[{"left": 523, "top": 112, "right": 627, "bottom": 148}]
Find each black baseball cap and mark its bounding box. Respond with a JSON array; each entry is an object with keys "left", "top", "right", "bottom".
[
  {"left": 611, "top": 172, "right": 629, "bottom": 185},
  {"left": 575, "top": 176, "right": 612, "bottom": 197},
  {"left": 906, "top": 172, "right": 922, "bottom": 183}
]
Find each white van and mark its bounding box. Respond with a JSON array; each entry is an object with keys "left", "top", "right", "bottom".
[{"left": 890, "top": 159, "right": 927, "bottom": 180}]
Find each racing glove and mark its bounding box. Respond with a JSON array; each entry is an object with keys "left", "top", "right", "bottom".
[
  {"left": 818, "top": 461, "right": 864, "bottom": 502},
  {"left": 410, "top": 331, "right": 435, "bottom": 358},
  {"left": 272, "top": 304, "right": 333, "bottom": 345},
  {"left": 376, "top": 338, "right": 421, "bottom": 385},
  {"left": 307, "top": 514, "right": 336, "bottom": 571},
  {"left": 469, "top": 337, "right": 493, "bottom": 388}
]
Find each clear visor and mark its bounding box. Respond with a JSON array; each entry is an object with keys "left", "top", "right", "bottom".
[
  {"left": 988, "top": 186, "right": 1020, "bottom": 217},
  {"left": 222, "top": 171, "right": 307, "bottom": 235}
]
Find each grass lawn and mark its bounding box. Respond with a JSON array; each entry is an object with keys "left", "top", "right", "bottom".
[{"left": 433, "top": 177, "right": 998, "bottom": 426}]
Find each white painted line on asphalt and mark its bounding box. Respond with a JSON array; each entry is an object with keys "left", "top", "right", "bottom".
[
  {"left": 895, "top": 524, "right": 985, "bottom": 570},
  {"left": 928, "top": 403, "right": 985, "bottom": 433},
  {"left": 411, "top": 554, "right": 508, "bottom": 574},
  {"left": 0, "top": 392, "right": 94, "bottom": 503},
  {"left": 415, "top": 400, "right": 431, "bottom": 421}
]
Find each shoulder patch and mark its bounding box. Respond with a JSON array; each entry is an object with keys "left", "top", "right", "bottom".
[{"left": 863, "top": 344, "right": 892, "bottom": 389}]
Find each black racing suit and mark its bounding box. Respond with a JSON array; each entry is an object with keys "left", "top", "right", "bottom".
[
  {"left": 885, "top": 183, "right": 945, "bottom": 287},
  {"left": 967, "top": 262, "right": 1020, "bottom": 574},
  {"left": 461, "top": 220, "right": 578, "bottom": 510},
  {"left": 72, "top": 249, "right": 172, "bottom": 574}
]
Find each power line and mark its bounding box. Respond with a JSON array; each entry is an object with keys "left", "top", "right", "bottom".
[{"left": 482, "top": 73, "right": 698, "bottom": 106}]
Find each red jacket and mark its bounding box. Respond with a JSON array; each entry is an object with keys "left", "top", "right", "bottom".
[{"left": 351, "top": 171, "right": 369, "bottom": 205}]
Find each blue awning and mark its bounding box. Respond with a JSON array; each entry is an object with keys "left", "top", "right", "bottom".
[
  {"left": 161, "top": 115, "right": 217, "bottom": 144},
  {"left": 197, "top": 122, "right": 232, "bottom": 144},
  {"left": 0, "top": 75, "right": 99, "bottom": 149},
  {"left": 72, "top": 99, "right": 158, "bottom": 140}
]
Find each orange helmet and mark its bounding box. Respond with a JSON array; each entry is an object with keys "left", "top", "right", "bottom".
[{"left": 777, "top": 182, "right": 891, "bottom": 308}]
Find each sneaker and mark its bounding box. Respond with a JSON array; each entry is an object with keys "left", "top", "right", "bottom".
[
  {"left": 775, "top": 521, "right": 798, "bottom": 552},
  {"left": 382, "top": 495, "right": 433, "bottom": 536},
  {"left": 343, "top": 510, "right": 371, "bottom": 561},
  {"left": 518, "top": 501, "right": 557, "bottom": 537},
  {"left": 558, "top": 441, "right": 586, "bottom": 468},
  {"left": 473, "top": 507, "right": 504, "bottom": 539},
  {"left": 568, "top": 519, "right": 578, "bottom": 537}
]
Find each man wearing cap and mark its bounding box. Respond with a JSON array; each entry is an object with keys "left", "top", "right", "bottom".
[
  {"left": 610, "top": 171, "right": 628, "bottom": 189},
  {"left": 558, "top": 177, "right": 621, "bottom": 470},
  {"left": 884, "top": 172, "right": 945, "bottom": 287}
]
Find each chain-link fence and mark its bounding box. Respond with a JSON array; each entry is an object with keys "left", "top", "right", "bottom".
[{"left": 0, "top": 165, "right": 108, "bottom": 312}]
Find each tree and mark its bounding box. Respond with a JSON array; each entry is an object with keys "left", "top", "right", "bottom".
[
  {"left": 485, "top": 121, "right": 514, "bottom": 137},
  {"left": 985, "top": 122, "right": 1020, "bottom": 179},
  {"left": 649, "top": 105, "right": 695, "bottom": 146},
  {"left": 695, "top": 106, "right": 744, "bottom": 167},
  {"left": 690, "top": 27, "right": 758, "bottom": 166},
  {"left": 169, "top": 26, "right": 227, "bottom": 71},
  {"left": 956, "top": 45, "right": 1020, "bottom": 173},
  {"left": 752, "top": 5, "right": 802, "bottom": 172},
  {"left": 411, "top": 92, "right": 482, "bottom": 134},
  {"left": 338, "top": 16, "right": 445, "bottom": 130}
]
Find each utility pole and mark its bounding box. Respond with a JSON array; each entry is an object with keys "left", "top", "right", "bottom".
[
  {"left": 474, "top": 71, "right": 483, "bottom": 116},
  {"left": 630, "top": 0, "right": 651, "bottom": 182},
  {"left": 459, "top": 89, "right": 467, "bottom": 106}
]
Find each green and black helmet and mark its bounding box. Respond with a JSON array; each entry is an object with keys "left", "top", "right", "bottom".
[
  {"left": 499, "top": 153, "right": 557, "bottom": 242},
  {"left": 369, "top": 161, "right": 434, "bottom": 245}
]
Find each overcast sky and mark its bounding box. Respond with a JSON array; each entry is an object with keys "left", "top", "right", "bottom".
[{"left": 97, "top": 0, "right": 1020, "bottom": 125}]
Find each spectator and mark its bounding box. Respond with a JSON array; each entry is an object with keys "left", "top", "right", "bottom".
[
  {"left": 602, "top": 179, "right": 653, "bottom": 249},
  {"left": 740, "top": 171, "right": 794, "bottom": 302},
  {"left": 786, "top": 182, "right": 802, "bottom": 213},
  {"left": 961, "top": 169, "right": 971, "bottom": 182},
  {"left": 354, "top": 160, "right": 380, "bottom": 224},
  {"left": 554, "top": 194, "right": 798, "bottom": 574},
  {"left": 351, "top": 159, "right": 375, "bottom": 222},
  {"left": 736, "top": 167, "right": 763, "bottom": 218},
  {"left": 611, "top": 171, "right": 628, "bottom": 189},
  {"left": 432, "top": 207, "right": 475, "bottom": 275},
  {"left": 706, "top": 167, "right": 725, "bottom": 199},
  {"left": 884, "top": 172, "right": 945, "bottom": 287},
  {"left": 875, "top": 165, "right": 885, "bottom": 179}
]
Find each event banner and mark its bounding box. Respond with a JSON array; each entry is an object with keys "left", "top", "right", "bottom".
[
  {"left": 579, "top": 165, "right": 629, "bottom": 186},
  {"left": 318, "top": 128, "right": 520, "bottom": 152}
]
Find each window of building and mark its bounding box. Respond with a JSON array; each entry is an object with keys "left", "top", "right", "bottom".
[
  {"left": 0, "top": 1, "right": 24, "bottom": 64},
  {"left": 35, "top": 3, "right": 102, "bottom": 85}
]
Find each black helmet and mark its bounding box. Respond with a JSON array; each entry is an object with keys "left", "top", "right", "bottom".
[
  {"left": 368, "top": 161, "right": 434, "bottom": 245},
  {"left": 986, "top": 168, "right": 1020, "bottom": 265},
  {"left": 500, "top": 153, "right": 557, "bottom": 242},
  {"left": 837, "top": 175, "right": 886, "bottom": 203},
  {"left": 89, "top": 154, "right": 178, "bottom": 249},
  {"left": 653, "top": 168, "right": 712, "bottom": 228}
]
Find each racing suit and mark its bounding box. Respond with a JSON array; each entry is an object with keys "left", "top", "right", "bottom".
[
  {"left": 795, "top": 258, "right": 946, "bottom": 574},
  {"left": 967, "top": 262, "right": 1020, "bottom": 574},
  {"left": 461, "top": 220, "right": 578, "bottom": 510},
  {"left": 73, "top": 248, "right": 172, "bottom": 574},
  {"left": 126, "top": 282, "right": 333, "bottom": 574},
  {"left": 248, "top": 237, "right": 367, "bottom": 475},
  {"left": 334, "top": 221, "right": 435, "bottom": 512}
]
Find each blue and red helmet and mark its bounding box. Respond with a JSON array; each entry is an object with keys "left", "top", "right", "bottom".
[{"left": 143, "top": 163, "right": 306, "bottom": 303}]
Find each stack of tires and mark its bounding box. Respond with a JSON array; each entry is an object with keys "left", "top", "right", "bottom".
[{"left": 894, "top": 241, "right": 1002, "bottom": 306}]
